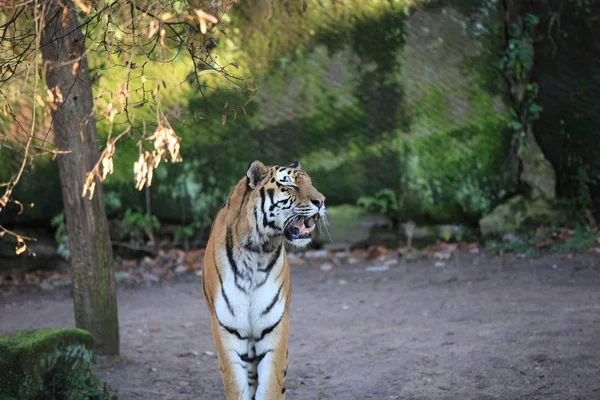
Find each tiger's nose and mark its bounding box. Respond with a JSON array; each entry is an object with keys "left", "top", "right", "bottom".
[{"left": 310, "top": 194, "right": 325, "bottom": 209}]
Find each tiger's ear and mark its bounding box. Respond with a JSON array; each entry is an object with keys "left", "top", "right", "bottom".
[
  {"left": 288, "top": 160, "right": 301, "bottom": 169},
  {"left": 246, "top": 160, "right": 268, "bottom": 189}
]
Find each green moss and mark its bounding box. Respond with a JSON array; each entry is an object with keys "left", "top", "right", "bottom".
[{"left": 0, "top": 328, "right": 97, "bottom": 400}]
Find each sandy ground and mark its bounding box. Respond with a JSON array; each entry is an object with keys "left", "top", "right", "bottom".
[{"left": 1, "top": 250, "right": 599, "bottom": 400}]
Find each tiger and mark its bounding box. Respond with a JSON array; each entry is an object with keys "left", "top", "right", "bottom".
[{"left": 202, "top": 160, "right": 326, "bottom": 400}]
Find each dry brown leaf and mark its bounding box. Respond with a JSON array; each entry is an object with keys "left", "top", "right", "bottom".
[
  {"left": 72, "top": 61, "right": 80, "bottom": 75},
  {"left": 73, "top": 0, "right": 91, "bottom": 14},
  {"left": 148, "top": 19, "right": 159, "bottom": 39},
  {"left": 221, "top": 112, "right": 227, "bottom": 126},
  {"left": 35, "top": 94, "right": 45, "bottom": 107},
  {"left": 160, "top": 12, "right": 173, "bottom": 21},
  {"left": 13, "top": 200, "right": 24, "bottom": 215},
  {"left": 58, "top": 0, "right": 71, "bottom": 27},
  {"left": 193, "top": 9, "right": 218, "bottom": 34},
  {"left": 223, "top": 101, "right": 228, "bottom": 109},
  {"left": 46, "top": 88, "right": 55, "bottom": 103},
  {"left": 15, "top": 237, "right": 26, "bottom": 255},
  {"left": 160, "top": 29, "right": 167, "bottom": 49},
  {"left": 54, "top": 86, "right": 64, "bottom": 103}
]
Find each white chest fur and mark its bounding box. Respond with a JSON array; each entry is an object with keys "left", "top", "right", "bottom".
[{"left": 214, "top": 247, "right": 286, "bottom": 339}]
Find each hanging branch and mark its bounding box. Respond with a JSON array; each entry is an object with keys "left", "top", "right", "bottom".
[{"left": 0, "top": 0, "right": 253, "bottom": 253}]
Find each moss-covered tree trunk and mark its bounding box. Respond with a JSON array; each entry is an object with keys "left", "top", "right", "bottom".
[{"left": 40, "top": 0, "right": 120, "bottom": 355}]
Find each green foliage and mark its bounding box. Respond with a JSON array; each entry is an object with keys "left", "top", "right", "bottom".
[
  {"left": 499, "top": 14, "right": 540, "bottom": 81},
  {"left": 357, "top": 189, "right": 400, "bottom": 220},
  {"left": 115, "top": 208, "right": 160, "bottom": 244},
  {"left": 485, "top": 226, "right": 597, "bottom": 256},
  {"left": 174, "top": 224, "right": 197, "bottom": 244},
  {"left": 4, "top": 0, "right": 598, "bottom": 232},
  {"left": 498, "top": 12, "right": 545, "bottom": 159},
  {"left": 403, "top": 119, "right": 514, "bottom": 223},
  {"left": 51, "top": 212, "right": 70, "bottom": 261},
  {"left": 0, "top": 329, "right": 117, "bottom": 400}
]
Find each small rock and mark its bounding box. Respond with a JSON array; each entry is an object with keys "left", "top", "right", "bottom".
[
  {"left": 366, "top": 265, "right": 389, "bottom": 272},
  {"left": 203, "top": 351, "right": 215, "bottom": 356},
  {"left": 148, "top": 367, "right": 157, "bottom": 373},
  {"left": 338, "top": 279, "right": 348, "bottom": 285},
  {"left": 320, "top": 263, "right": 333, "bottom": 271},
  {"left": 384, "top": 258, "right": 398, "bottom": 266},
  {"left": 342, "top": 305, "right": 349, "bottom": 310},
  {"left": 177, "top": 351, "right": 199, "bottom": 357},
  {"left": 174, "top": 265, "right": 188, "bottom": 274},
  {"left": 434, "top": 261, "right": 446, "bottom": 268},
  {"left": 348, "top": 257, "right": 360, "bottom": 264},
  {"left": 304, "top": 250, "right": 329, "bottom": 260}
]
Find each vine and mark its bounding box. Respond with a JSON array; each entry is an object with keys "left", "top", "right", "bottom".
[{"left": 499, "top": 11, "right": 543, "bottom": 158}]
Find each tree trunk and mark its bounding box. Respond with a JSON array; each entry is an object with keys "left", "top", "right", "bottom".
[{"left": 40, "top": 0, "right": 120, "bottom": 355}]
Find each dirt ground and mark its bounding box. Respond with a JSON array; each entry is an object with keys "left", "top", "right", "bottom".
[{"left": 1, "top": 250, "right": 599, "bottom": 400}]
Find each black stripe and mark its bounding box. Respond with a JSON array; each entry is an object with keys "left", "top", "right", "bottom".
[
  {"left": 257, "top": 313, "right": 284, "bottom": 341},
  {"left": 267, "top": 188, "right": 275, "bottom": 207},
  {"left": 262, "top": 239, "right": 279, "bottom": 253},
  {"left": 226, "top": 226, "right": 249, "bottom": 293},
  {"left": 244, "top": 242, "right": 261, "bottom": 253},
  {"left": 237, "top": 352, "right": 254, "bottom": 363},
  {"left": 260, "top": 187, "right": 277, "bottom": 230},
  {"left": 254, "top": 206, "right": 261, "bottom": 234},
  {"left": 256, "top": 350, "right": 272, "bottom": 366},
  {"left": 237, "top": 186, "right": 250, "bottom": 218},
  {"left": 217, "top": 318, "right": 247, "bottom": 340},
  {"left": 258, "top": 243, "right": 282, "bottom": 273},
  {"left": 261, "top": 281, "right": 284, "bottom": 316},
  {"left": 275, "top": 264, "right": 286, "bottom": 281},
  {"left": 259, "top": 187, "right": 266, "bottom": 210},
  {"left": 213, "top": 250, "right": 235, "bottom": 316}
]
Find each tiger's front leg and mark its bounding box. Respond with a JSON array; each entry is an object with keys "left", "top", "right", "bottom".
[
  {"left": 254, "top": 312, "right": 289, "bottom": 400},
  {"left": 210, "top": 315, "right": 254, "bottom": 400}
]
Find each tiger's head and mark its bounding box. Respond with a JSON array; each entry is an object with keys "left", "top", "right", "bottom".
[{"left": 243, "top": 159, "right": 326, "bottom": 248}]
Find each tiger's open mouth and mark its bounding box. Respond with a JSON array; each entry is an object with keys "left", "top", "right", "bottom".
[{"left": 284, "top": 214, "right": 319, "bottom": 241}]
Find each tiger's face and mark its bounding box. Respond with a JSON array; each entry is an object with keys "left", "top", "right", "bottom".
[{"left": 247, "top": 160, "right": 326, "bottom": 248}]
